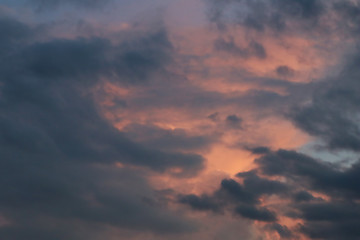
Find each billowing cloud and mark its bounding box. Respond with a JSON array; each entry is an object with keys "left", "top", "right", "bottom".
[
  {"left": 1, "top": 0, "right": 360, "bottom": 239},
  {"left": 177, "top": 7, "right": 360, "bottom": 235},
  {"left": 290, "top": 53, "right": 360, "bottom": 152},
  {"left": 0, "top": 12, "right": 203, "bottom": 240}
]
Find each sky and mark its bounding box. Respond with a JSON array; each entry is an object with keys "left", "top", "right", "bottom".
[{"left": 1, "top": 0, "right": 360, "bottom": 239}]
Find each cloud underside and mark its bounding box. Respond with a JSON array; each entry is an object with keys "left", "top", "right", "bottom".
[
  {"left": 0, "top": 15, "right": 205, "bottom": 240},
  {"left": 179, "top": 0, "right": 360, "bottom": 239},
  {"left": 1, "top": 0, "right": 360, "bottom": 239}
]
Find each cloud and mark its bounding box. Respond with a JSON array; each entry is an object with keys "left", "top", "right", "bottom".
[
  {"left": 179, "top": 172, "right": 288, "bottom": 223},
  {"left": 226, "top": 115, "right": 243, "bottom": 129},
  {"left": 123, "top": 123, "right": 216, "bottom": 152},
  {"left": 276, "top": 65, "right": 295, "bottom": 78},
  {"left": 179, "top": 147, "right": 360, "bottom": 238},
  {"left": 28, "top": 0, "right": 112, "bottom": 10},
  {"left": 293, "top": 191, "right": 316, "bottom": 202},
  {"left": 289, "top": 52, "right": 360, "bottom": 152},
  {"left": 178, "top": 194, "right": 221, "bottom": 212},
  {"left": 0, "top": 15, "right": 203, "bottom": 173},
  {"left": 235, "top": 205, "right": 277, "bottom": 222},
  {"left": 236, "top": 171, "right": 289, "bottom": 196},
  {"left": 180, "top": 46, "right": 360, "bottom": 235},
  {"left": 244, "top": 146, "right": 271, "bottom": 155},
  {"left": 214, "top": 38, "right": 267, "bottom": 59},
  {"left": 274, "top": 0, "right": 324, "bottom": 19},
  {"left": 267, "top": 223, "right": 294, "bottom": 239},
  {"left": 207, "top": 112, "right": 220, "bottom": 122},
  {"left": 2, "top": 0, "right": 360, "bottom": 239},
  {"left": 332, "top": 1, "right": 360, "bottom": 35},
  {"left": 206, "top": 0, "right": 328, "bottom": 33},
  {"left": 0, "top": 16, "right": 34, "bottom": 55},
  {"left": 0, "top": 14, "right": 203, "bottom": 240}
]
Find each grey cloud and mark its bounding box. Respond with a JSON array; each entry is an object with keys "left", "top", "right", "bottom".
[
  {"left": 244, "top": 146, "right": 271, "bottom": 155},
  {"left": 179, "top": 173, "right": 288, "bottom": 222},
  {"left": 180, "top": 147, "right": 360, "bottom": 238},
  {"left": 205, "top": 0, "right": 340, "bottom": 34},
  {"left": 289, "top": 51, "right": 360, "bottom": 152},
  {"left": 112, "top": 31, "right": 173, "bottom": 84},
  {"left": 0, "top": 16, "right": 34, "bottom": 55},
  {"left": 300, "top": 219, "right": 360, "bottom": 240},
  {"left": 121, "top": 68, "right": 315, "bottom": 122},
  {"left": 296, "top": 202, "right": 360, "bottom": 239},
  {"left": 276, "top": 65, "right": 295, "bottom": 78},
  {"left": 255, "top": 150, "right": 360, "bottom": 239},
  {"left": 219, "top": 179, "right": 258, "bottom": 205},
  {"left": 207, "top": 112, "right": 220, "bottom": 122},
  {"left": 293, "top": 191, "right": 316, "bottom": 202},
  {"left": 254, "top": 150, "right": 360, "bottom": 198},
  {"left": 274, "top": 0, "right": 324, "bottom": 19},
  {"left": 267, "top": 223, "right": 294, "bottom": 239},
  {"left": 333, "top": 1, "right": 360, "bottom": 35},
  {"left": 235, "top": 205, "right": 277, "bottom": 222},
  {"left": 236, "top": 171, "right": 289, "bottom": 196},
  {"left": 0, "top": 15, "right": 203, "bottom": 240},
  {"left": 214, "top": 38, "right": 267, "bottom": 59},
  {"left": 226, "top": 114, "right": 243, "bottom": 129},
  {"left": 178, "top": 194, "right": 221, "bottom": 212},
  {"left": 0, "top": 20, "right": 203, "bottom": 174}
]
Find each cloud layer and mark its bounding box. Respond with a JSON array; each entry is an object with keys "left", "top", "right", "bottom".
[{"left": 1, "top": 0, "right": 360, "bottom": 239}]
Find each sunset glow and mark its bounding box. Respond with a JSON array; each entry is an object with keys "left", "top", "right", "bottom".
[{"left": 1, "top": 0, "right": 360, "bottom": 239}]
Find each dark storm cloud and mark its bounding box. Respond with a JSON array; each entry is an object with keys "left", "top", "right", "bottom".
[
  {"left": 112, "top": 30, "right": 174, "bottom": 84},
  {"left": 0, "top": 166, "right": 196, "bottom": 240},
  {"left": 300, "top": 222, "right": 360, "bottom": 240},
  {"left": 219, "top": 178, "right": 258, "bottom": 204},
  {"left": 252, "top": 149, "right": 360, "bottom": 239},
  {"left": 293, "top": 191, "right": 316, "bottom": 202},
  {"left": 244, "top": 146, "right": 271, "bottom": 155},
  {"left": 294, "top": 202, "right": 360, "bottom": 239},
  {"left": 233, "top": 171, "right": 288, "bottom": 198},
  {"left": 0, "top": 15, "right": 203, "bottom": 240},
  {"left": 235, "top": 205, "right": 277, "bottom": 222},
  {"left": 181, "top": 147, "right": 360, "bottom": 238},
  {"left": 254, "top": 149, "right": 360, "bottom": 198},
  {"left": 0, "top": 16, "right": 34, "bottom": 55},
  {"left": 178, "top": 194, "right": 221, "bottom": 212},
  {"left": 236, "top": 171, "right": 289, "bottom": 196},
  {"left": 240, "top": 0, "right": 287, "bottom": 32},
  {"left": 0, "top": 32, "right": 202, "bottom": 174},
  {"left": 298, "top": 202, "right": 360, "bottom": 222},
  {"left": 274, "top": 0, "right": 324, "bottom": 19},
  {"left": 179, "top": 172, "right": 288, "bottom": 222},
  {"left": 289, "top": 51, "right": 360, "bottom": 152}
]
